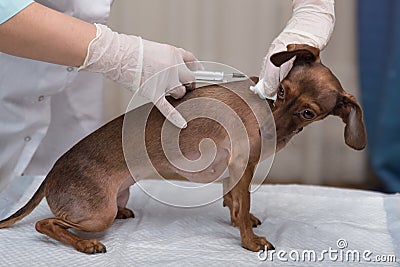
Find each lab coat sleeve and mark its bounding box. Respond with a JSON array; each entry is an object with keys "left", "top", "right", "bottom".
[{"left": 0, "top": 0, "right": 34, "bottom": 24}]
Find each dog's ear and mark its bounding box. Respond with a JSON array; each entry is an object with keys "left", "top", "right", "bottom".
[
  {"left": 332, "top": 93, "right": 367, "bottom": 150},
  {"left": 270, "top": 44, "right": 321, "bottom": 67}
]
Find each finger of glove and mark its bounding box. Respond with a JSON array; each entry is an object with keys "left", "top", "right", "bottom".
[
  {"left": 155, "top": 97, "right": 187, "bottom": 129},
  {"left": 261, "top": 56, "right": 294, "bottom": 97},
  {"left": 178, "top": 64, "right": 196, "bottom": 86},
  {"left": 163, "top": 66, "right": 190, "bottom": 97},
  {"left": 261, "top": 61, "right": 281, "bottom": 96},
  {"left": 178, "top": 48, "right": 204, "bottom": 71},
  {"left": 168, "top": 85, "right": 187, "bottom": 99},
  {"left": 178, "top": 67, "right": 196, "bottom": 91}
]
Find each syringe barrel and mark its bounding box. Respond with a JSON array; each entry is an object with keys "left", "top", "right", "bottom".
[{"left": 193, "top": 70, "right": 224, "bottom": 81}]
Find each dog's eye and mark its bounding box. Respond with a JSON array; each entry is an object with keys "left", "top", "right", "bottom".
[
  {"left": 278, "top": 85, "right": 285, "bottom": 99},
  {"left": 300, "top": 109, "right": 317, "bottom": 120}
]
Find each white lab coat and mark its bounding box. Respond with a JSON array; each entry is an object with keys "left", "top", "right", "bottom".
[{"left": 0, "top": 0, "right": 114, "bottom": 191}]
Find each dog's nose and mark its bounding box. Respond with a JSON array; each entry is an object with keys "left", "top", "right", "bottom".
[{"left": 298, "top": 127, "right": 303, "bottom": 132}]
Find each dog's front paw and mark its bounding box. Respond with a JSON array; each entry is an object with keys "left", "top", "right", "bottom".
[
  {"left": 242, "top": 235, "right": 275, "bottom": 252},
  {"left": 116, "top": 208, "right": 135, "bottom": 219},
  {"left": 76, "top": 239, "right": 106, "bottom": 254}
]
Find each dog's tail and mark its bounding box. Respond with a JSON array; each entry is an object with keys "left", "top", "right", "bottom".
[{"left": 0, "top": 181, "right": 46, "bottom": 228}]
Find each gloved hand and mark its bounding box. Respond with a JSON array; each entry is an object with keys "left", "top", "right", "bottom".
[
  {"left": 258, "top": 0, "right": 335, "bottom": 99},
  {"left": 140, "top": 39, "right": 203, "bottom": 128},
  {"left": 79, "top": 24, "right": 203, "bottom": 128}
]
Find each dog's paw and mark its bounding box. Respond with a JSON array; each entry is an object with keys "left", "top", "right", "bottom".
[
  {"left": 116, "top": 208, "right": 135, "bottom": 219},
  {"left": 250, "top": 213, "right": 262, "bottom": 227},
  {"left": 242, "top": 235, "right": 275, "bottom": 252},
  {"left": 76, "top": 239, "right": 106, "bottom": 254}
]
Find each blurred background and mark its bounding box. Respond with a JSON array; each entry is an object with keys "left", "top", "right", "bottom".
[{"left": 103, "top": 0, "right": 398, "bottom": 191}]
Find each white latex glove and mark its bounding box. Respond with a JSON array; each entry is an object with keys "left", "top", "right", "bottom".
[
  {"left": 140, "top": 39, "right": 203, "bottom": 128},
  {"left": 257, "top": 0, "right": 335, "bottom": 99},
  {"left": 79, "top": 24, "right": 203, "bottom": 128}
]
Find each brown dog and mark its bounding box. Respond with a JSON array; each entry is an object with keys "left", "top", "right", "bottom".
[{"left": 0, "top": 44, "right": 366, "bottom": 253}]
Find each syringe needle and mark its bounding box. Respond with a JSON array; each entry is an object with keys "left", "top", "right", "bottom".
[{"left": 232, "top": 73, "right": 246, "bottom": 78}]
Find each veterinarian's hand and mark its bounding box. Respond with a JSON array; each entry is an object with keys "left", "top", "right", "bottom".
[
  {"left": 140, "top": 39, "right": 203, "bottom": 128},
  {"left": 79, "top": 23, "right": 202, "bottom": 128},
  {"left": 259, "top": 0, "right": 335, "bottom": 99}
]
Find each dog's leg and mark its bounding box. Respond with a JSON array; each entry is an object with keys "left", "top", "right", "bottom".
[
  {"left": 38, "top": 194, "right": 119, "bottom": 253},
  {"left": 116, "top": 188, "right": 134, "bottom": 219},
  {"left": 223, "top": 178, "right": 261, "bottom": 228},
  {"left": 35, "top": 216, "right": 115, "bottom": 253},
  {"left": 228, "top": 163, "right": 274, "bottom": 252}
]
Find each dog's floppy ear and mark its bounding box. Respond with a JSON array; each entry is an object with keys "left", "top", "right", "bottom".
[
  {"left": 270, "top": 44, "right": 321, "bottom": 67},
  {"left": 332, "top": 93, "right": 367, "bottom": 150}
]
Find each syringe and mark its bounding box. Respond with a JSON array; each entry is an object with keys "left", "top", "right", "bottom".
[{"left": 194, "top": 70, "right": 246, "bottom": 81}]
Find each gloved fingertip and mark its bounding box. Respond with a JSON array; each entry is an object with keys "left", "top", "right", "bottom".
[
  {"left": 156, "top": 99, "right": 187, "bottom": 129},
  {"left": 262, "top": 80, "right": 278, "bottom": 101},
  {"left": 169, "top": 85, "right": 186, "bottom": 99},
  {"left": 178, "top": 68, "right": 196, "bottom": 85},
  {"left": 167, "top": 111, "right": 187, "bottom": 129}
]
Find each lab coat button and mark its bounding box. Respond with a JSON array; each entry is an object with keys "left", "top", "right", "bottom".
[
  {"left": 24, "top": 136, "right": 31, "bottom": 142},
  {"left": 38, "top": 95, "right": 45, "bottom": 102},
  {"left": 67, "top": 67, "right": 74, "bottom": 72}
]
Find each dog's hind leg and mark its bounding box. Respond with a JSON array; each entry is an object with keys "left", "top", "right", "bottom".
[
  {"left": 36, "top": 197, "right": 118, "bottom": 253},
  {"left": 35, "top": 215, "right": 115, "bottom": 254},
  {"left": 116, "top": 188, "right": 134, "bottom": 219}
]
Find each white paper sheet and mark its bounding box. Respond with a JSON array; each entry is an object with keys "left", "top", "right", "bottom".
[{"left": 0, "top": 177, "right": 399, "bottom": 266}]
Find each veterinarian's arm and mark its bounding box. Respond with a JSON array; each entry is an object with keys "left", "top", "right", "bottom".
[
  {"left": 258, "top": 0, "right": 335, "bottom": 99},
  {"left": 0, "top": 1, "right": 201, "bottom": 128},
  {"left": 0, "top": 1, "right": 95, "bottom": 67}
]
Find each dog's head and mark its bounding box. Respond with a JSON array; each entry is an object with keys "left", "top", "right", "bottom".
[{"left": 267, "top": 44, "right": 367, "bottom": 151}]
